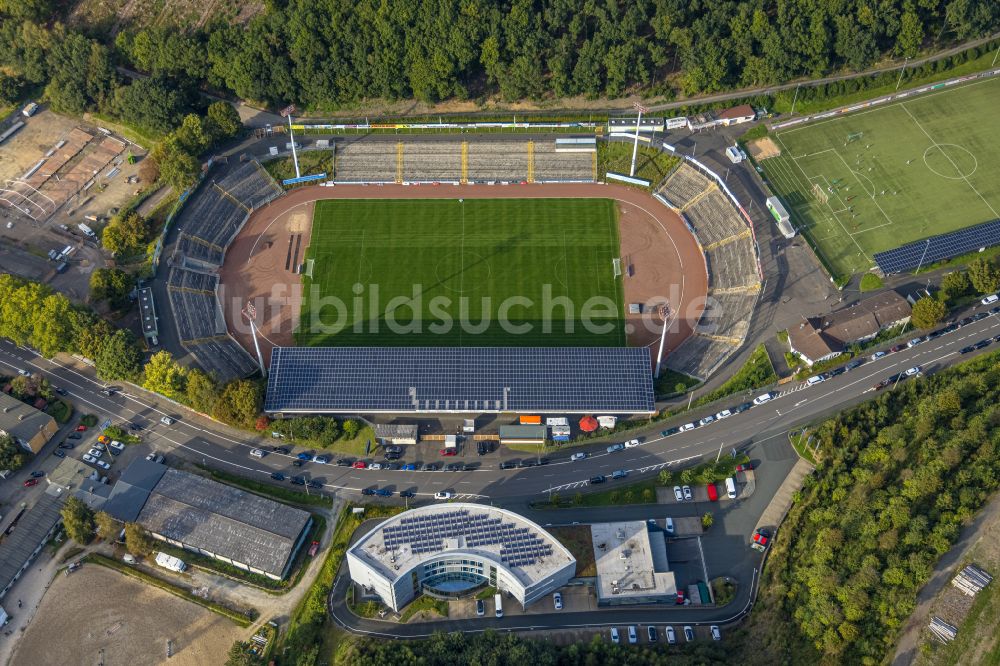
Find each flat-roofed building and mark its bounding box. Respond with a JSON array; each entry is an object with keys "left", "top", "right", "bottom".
[
  {"left": 591, "top": 520, "right": 677, "bottom": 605},
  {"left": 347, "top": 503, "right": 575, "bottom": 612}
]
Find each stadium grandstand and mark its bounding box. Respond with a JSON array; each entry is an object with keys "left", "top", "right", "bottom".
[
  {"left": 331, "top": 139, "right": 593, "bottom": 184},
  {"left": 657, "top": 163, "right": 761, "bottom": 380},
  {"left": 162, "top": 159, "right": 281, "bottom": 382}
]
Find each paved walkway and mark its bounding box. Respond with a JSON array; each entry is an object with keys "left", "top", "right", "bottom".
[
  {"left": 891, "top": 489, "right": 1000, "bottom": 666},
  {"left": 754, "top": 457, "right": 813, "bottom": 532}
]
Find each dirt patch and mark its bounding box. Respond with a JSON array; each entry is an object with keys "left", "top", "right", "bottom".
[
  {"left": 747, "top": 136, "right": 782, "bottom": 161},
  {"left": 9, "top": 564, "right": 244, "bottom": 666},
  {"left": 219, "top": 183, "right": 706, "bottom": 367}
]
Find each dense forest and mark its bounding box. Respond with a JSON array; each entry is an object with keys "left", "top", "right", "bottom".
[
  {"left": 1, "top": 0, "right": 999, "bottom": 114},
  {"left": 737, "top": 352, "right": 1000, "bottom": 665},
  {"left": 345, "top": 630, "right": 729, "bottom": 665}
]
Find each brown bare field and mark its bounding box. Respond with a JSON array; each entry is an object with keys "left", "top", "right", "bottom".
[
  {"left": 747, "top": 136, "right": 782, "bottom": 161},
  {"left": 10, "top": 564, "right": 244, "bottom": 666}
]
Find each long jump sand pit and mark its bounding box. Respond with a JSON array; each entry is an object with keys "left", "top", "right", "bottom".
[{"left": 10, "top": 565, "right": 244, "bottom": 666}]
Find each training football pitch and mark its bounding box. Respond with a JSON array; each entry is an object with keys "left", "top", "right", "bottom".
[
  {"left": 297, "top": 198, "right": 625, "bottom": 347},
  {"left": 760, "top": 76, "right": 1000, "bottom": 279}
]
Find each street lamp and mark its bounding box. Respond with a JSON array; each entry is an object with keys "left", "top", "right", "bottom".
[{"left": 630, "top": 102, "right": 649, "bottom": 178}]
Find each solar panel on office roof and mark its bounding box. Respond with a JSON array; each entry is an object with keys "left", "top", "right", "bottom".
[
  {"left": 264, "top": 346, "right": 654, "bottom": 414},
  {"left": 874, "top": 219, "right": 1000, "bottom": 274}
]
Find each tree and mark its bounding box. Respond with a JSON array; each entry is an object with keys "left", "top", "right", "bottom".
[
  {"left": 89, "top": 268, "right": 134, "bottom": 308},
  {"left": 0, "top": 433, "right": 27, "bottom": 473},
  {"left": 61, "top": 496, "right": 95, "bottom": 544},
  {"left": 142, "top": 351, "right": 187, "bottom": 399},
  {"left": 658, "top": 469, "right": 673, "bottom": 486},
  {"left": 94, "top": 329, "right": 143, "bottom": 381},
  {"left": 205, "top": 101, "right": 242, "bottom": 141},
  {"left": 101, "top": 210, "right": 149, "bottom": 257},
  {"left": 174, "top": 113, "right": 210, "bottom": 154},
  {"left": 342, "top": 418, "right": 360, "bottom": 439},
  {"left": 124, "top": 522, "right": 154, "bottom": 556},
  {"left": 255, "top": 415, "right": 271, "bottom": 431},
  {"left": 138, "top": 156, "right": 160, "bottom": 185},
  {"left": 939, "top": 271, "right": 971, "bottom": 302},
  {"left": 112, "top": 75, "right": 192, "bottom": 136},
  {"left": 185, "top": 369, "right": 219, "bottom": 414},
  {"left": 968, "top": 257, "right": 1000, "bottom": 295},
  {"left": 151, "top": 135, "right": 200, "bottom": 191},
  {"left": 702, "top": 512, "right": 714, "bottom": 529},
  {"left": 95, "top": 511, "right": 120, "bottom": 541},
  {"left": 911, "top": 297, "right": 947, "bottom": 329},
  {"left": 225, "top": 641, "right": 263, "bottom": 666},
  {"left": 212, "top": 379, "right": 263, "bottom": 428},
  {"left": 0, "top": 74, "right": 25, "bottom": 105}
]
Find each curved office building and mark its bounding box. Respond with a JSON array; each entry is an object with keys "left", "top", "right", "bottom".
[{"left": 346, "top": 503, "right": 576, "bottom": 612}]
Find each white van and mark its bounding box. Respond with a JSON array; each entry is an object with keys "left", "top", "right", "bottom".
[
  {"left": 154, "top": 551, "right": 186, "bottom": 573},
  {"left": 805, "top": 374, "right": 825, "bottom": 386},
  {"left": 494, "top": 593, "right": 503, "bottom": 618},
  {"left": 725, "top": 477, "right": 737, "bottom": 499}
]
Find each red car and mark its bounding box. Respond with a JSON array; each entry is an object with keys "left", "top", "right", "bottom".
[
  {"left": 439, "top": 449, "right": 457, "bottom": 456},
  {"left": 23, "top": 478, "right": 39, "bottom": 487},
  {"left": 75, "top": 425, "right": 87, "bottom": 432},
  {"left": 706, "top": 483, "right": 718, "bottom": 501},
  {"left": 889, "top": 344, "right": 905, "bottom": 353},
  {"left": 308, "top": 540, "right": 320, "bottom": 557},
  {"left": 352, "top": 461, "right": 366, "bottom": 469},
  {"left": 736, "top": 462, "right": 754, "bottom": 472},
  {"left": 676, "top": 589, "right": 686, "bottom": 605}
]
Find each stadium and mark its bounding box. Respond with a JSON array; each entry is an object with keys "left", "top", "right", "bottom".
[{"left": 162, "top": 134, "right": 764, "bottom": 416}]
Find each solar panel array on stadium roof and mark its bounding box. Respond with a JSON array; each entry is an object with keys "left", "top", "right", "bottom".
[
  {"left": 380, "top": 509, "right": 555, "bottom": 566},
  {"left": 263, "top": 346, "right": 654, "bottom": 413},
  {"left": 874, "top": 218, "right": 1000, "bottom": 274}
]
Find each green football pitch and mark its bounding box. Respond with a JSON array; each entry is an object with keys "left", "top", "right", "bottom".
[
  {"left": 760, "top": 76, "right": 1000, "bottom": 279},
  {"left": 297, "top": 198, "right": 625, "bottom": 347}
]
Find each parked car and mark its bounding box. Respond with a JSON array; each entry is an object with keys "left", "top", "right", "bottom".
[
  {"left": 369, "top": 462, "right": 383, "bottom": 471},
  {"left": 439, "top": 448, "right": 457, "bottom": 456},
  {"left": 870, "top": 351, "right": 887, "bottom": 361},
  {"left": 873, "top": 379, "right": 889, "bottom": 391},
  {"left": 297, "top": 452, "right": 312, "bottom": 461},
  {"left": 160, "top": 416, "right": 174, "bottom": 426},
  {"left": 145, "top": 452, "right": 164, "bottom": 464},
  {"left": 684, "top": 626, "right": 695, "bottom": 642},
  {"left": 87, "top": 448, "right": 102, "bottom": 459},
  {"left": 715, "top": 409, "right": 732, "bottom": 420},
  {"left": 606, "top": 443, "right": 625, "bottom": 453},
  {"left": 711, "top": 625, "right": 722, "bottom": 641},
  {"left": 628, "top": 626, "right": 638, "bottom": 644},
  {"left": 82, "top": 454, "right": 97, "bottom": 464},
  {"left": 273, "top": 446, "right": 291, "bottom": 455},
  {"left": 973, "top": 312, "right": 990, "bottom": 321},
  {"left": 829, "top": 366, "right": 846, "bottom": 377},
  {"left": 624, "top": 438, "right": 641, "bottom": 448},
  {"left": 23, "top": 478, "right": 38, "bottom": 487},
  {"left": 68, "top": 434, "right": 81, "bottom": 440},
  {"left": 664, "top": 517, "right": 675, "bottom": 535},
  {"left": 553, "top": 592, "right": 563, "bottom": 610},
  {"left": 733, "top": 402, "right": 753, "bottom": 413},
  {"left": 446, "top": 463, "right": 464, "bottom": 472},
  {"left": 612, "top": 469, "right": 628, "bottom": 480},
  {"left": 889, "top": 344, "right": 905, "bottom": 353},
  {"left": 312, "top": 455, "right": 330, "bottom": 464},
  {"left": 399, "top": 490, "right": 415, "bottom": 498},
  {"left": 434, "top": 491, "right": 453, "bottom": 500},
  {"left": 610, "top": 628, "right": 620, "bottom": 644},
  {"left": 476, "top": 599, "right": 485, "bottom": 616},
  {"left": 336, "top": 458, "right": 352, "bottom": 466},
  {"left": 250, "top": 448, "right": 266, "bottom": 458},
  {"left": 647, "top": 626, "right": 658, "bottom": 642},
  {"left": 660, "top": 427, "right": 679, "bottom": 437},
  {"left": 352, "top": 461, "right": 367, "bottom": 469},
  {"left": 290, "top": 476, "right": 306, "bottom": 485},
  {"left": 958, "top": 317, "right": 975, "bottom": 327},
  {"left": 673, "top": 486, "right": 684, "bottom": 502},
  {"left": 959, "top": 345, "right": 976, "bottom": 354},
  {"left": 570, "top": 452, "right": 587, "bottom": 461},
  {"left": 52, "top": 450, "right": 65, "bottom": 458},
  {"left": 271, "top": 472, "right": 285, "bottom": 481},
  {"left": 753, "top": 392, "right": 775, "bottom": 405},
  {"left": 424, "top": 463, "right": 440, "bottom": 471},
  {"left": 109, "top": 440, "right": 124, "bottom": 452},
  {"left": 698, "top": 414, "right": 716, "bottom": 426},
  {"left": 736, "top": 462, "right": 754, "bottom": 472},
  {"left": 845, "top": 358, "right": 864, "bottom": 370},
  {"left": 805, "top": 374, "right": 826, "bottom": 386},
  {"left": 401, "top": 463, "right": 417, "bottom": 471},
  {"left": 75, "top": 425, "right": 88, "bottom": 432},
  {"left": 361, "top": 488, "right": 376, "bottom": 496},
  {"left": 679, "top": 422, "right": 697, "bottom": 432},
  {"left": 371, "top": 486, "right": 392, "bottom": 496},
  {"left": 907, "top": 337, "right": 924, "bottom": 348},
  {"left": 665, "top": 626, "right": 676, "bottom": 644},
  {"left": 95, "top": 460, "right": 111, "bottom": 470},
  {"left": 983, "top": 293, "right": 1000, "bottom": 305},
  {"left": 589, "top": 475, "right": 606, "bottom": 485},
  {"left": 682, "top": 485, "right": 693, "bottom": 501},
  {"left": 500, "top": 460, "right": 518, "bottom": 470},
  {"left": 975, "top": 339, "right": 992, "bottom": 349},
  {"left": 904, "top": 366, "right": 922, "bottom": 377}
]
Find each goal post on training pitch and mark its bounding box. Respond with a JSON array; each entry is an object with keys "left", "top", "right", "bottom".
[
  {"left": 846, "top": 131, "right": 863, "bottom": 144},
  {"left": 612, "top": 258, "right": 622, "bottom": 278},
  {"left": 302, "top": 258, "right": 315, "bottom": 278},
  {"left": 812, "top": 182, "right": 829, "bottom": 204}
]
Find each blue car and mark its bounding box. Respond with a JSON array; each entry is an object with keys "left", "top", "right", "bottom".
[
  {"left": 374, "top": 488, "right": 393, "bottom": 497},
  {"left": 296, "top": 452, "right": 312, "bottom": 461},
  {"left": 402, "top": 463, "right": 417, "bottom": 471},
  {"left": 312, "top": 455, "right": 330, "bottom": 464}
]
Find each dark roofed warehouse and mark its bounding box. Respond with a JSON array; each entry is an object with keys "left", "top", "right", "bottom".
[{"left": 264, "top": 346, "right": 655, "bottom": 414}]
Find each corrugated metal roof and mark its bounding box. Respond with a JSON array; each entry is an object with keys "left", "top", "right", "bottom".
[{"left": 0, "top": 494, "right": 63, "bottom": 595}]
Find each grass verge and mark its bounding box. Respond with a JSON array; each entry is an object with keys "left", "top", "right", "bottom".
[
  {"left": 788, "top": 430, "right": 819, "bottom": 466},
  {"left": 693, "top": 344, "right": 776, "bottom": 407},
  {"left": 597, "top": 141, "right": 680, "bottom": 189},
  {"left": 85, "top": 553, "right": 254, "bottom": 626},
  {"left": 199, "top": 465, "right": 333, "bottom": 508},
  {"left": 264, "top": 150, "right": 333, "bottom": 185},
  {"left": 535, "top": 478, "right": 659, "bottom": 509},
  {"left": 548, "top": 525, "right": 597, "bottom": 577},
  {"left": 399, "top": 595, "right": 449, "bottom": 623},
  {"left": 711, "top": 577, "right": 736, "bottom": 606},
  {"left": 654, "top": 368, "right": 701, "bottom": 398}
]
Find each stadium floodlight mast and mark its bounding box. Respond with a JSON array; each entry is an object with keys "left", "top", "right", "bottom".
[
  {"left": 654, "top": 303, "right": 671, "bottom": 379},
  {"left": 242, "top": 301, "right": 267, "bottom": 377},
  {"left": 281, "top": 104, "right": 301, "bottom": 179},
  {"left": 630, "top": 102, "right": 649, "bottom": 178}
]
